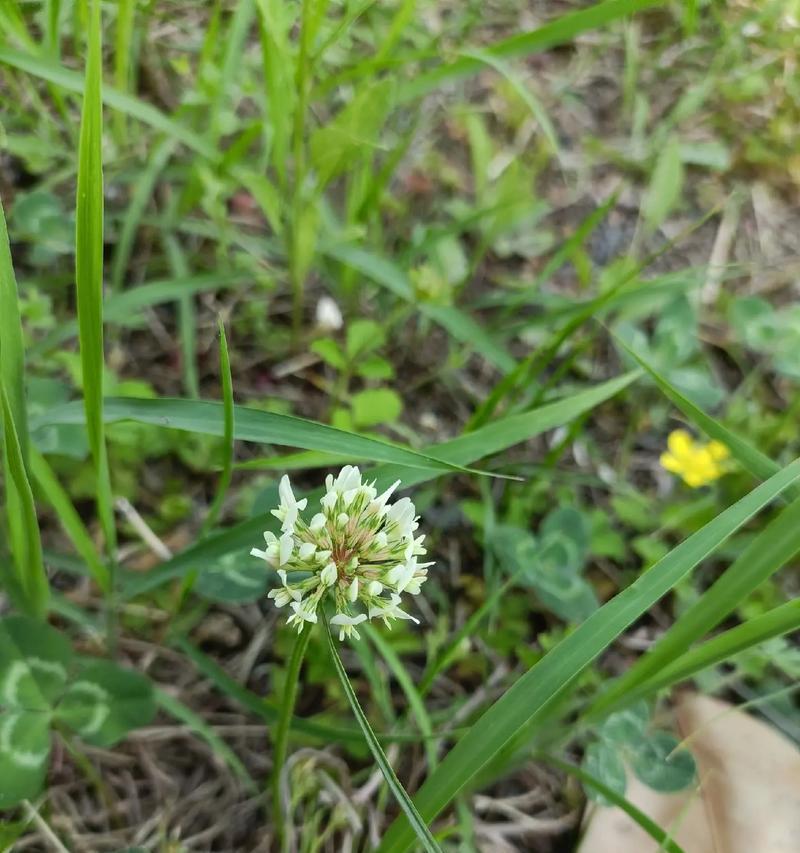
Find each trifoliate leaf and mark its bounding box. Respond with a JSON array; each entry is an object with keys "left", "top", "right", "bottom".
[
  {"left": 631, "top": 730, "right": 696, "bottom": 792},
  {"left": 0, "top": 710, "right": 50, "bottom": 808},
  {"left": 599, "top": 700, "right": 650, "bottom": 746},
  {"left": 56, "top": 661, "right": 155, "bottom": 748},
  {"left": 196, "top": 552, "right": 269, "bottom": 603},
  {"left": 582, "top": 740, "right": 626, "bottom": 805},
  {"left": 0, "top": 616, "right": 72, "bottom": 711}
]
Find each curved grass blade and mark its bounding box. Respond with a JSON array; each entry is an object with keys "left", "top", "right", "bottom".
[
  {"left": 542, "top": 755, "right": 685, "bottom": 853},
  {"left": 589, "top": 493, "right": 800, "bottom": 718},
  {"left": 200, "top": 319, "right": 235, "bottom": 535},
  {"left": 0, "top": 196, "right": 28, "bottom": 459},
  {"left": 364, "top": 626, "right": 437, "bottom": 769},
  {"left": 117, "top": 372, "right": 637, "bottom": 597},
  {"left": 31, "top": 397, "right": 495, "bottom": 479},
  {"left": 0, "top": 383, "right": 48, "bottom": 618},
  {"left": 325, "top": 616, "right": 443, "bottom": 853},
  {"left": 162, "top": 233, "right": 199, "bottom": 398},
  {"left": 110, "top": 137, "right": 178, "bottom": 292},
  {"left": 398, "top": 0, "right": 664, "bottom": 101},
  {"left": 459, "top": 48, "right": 561, "bottom": 163},
  {"left": 377, "top": 459, "right": 800, "bottom": 853},
  {"left": 76, "top": 0, "right": 116, "bottom": 558}
]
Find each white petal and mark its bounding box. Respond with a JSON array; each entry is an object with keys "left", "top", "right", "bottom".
[
  {"left": 279, "top": 533, "right": 294, "bottom": 565},
  {"left": 316, "top": 295, "right": 343, "bottom": 331},
  {"left": 320, "top": 562, "right": 337, "bottom": 587},
  {"left": 368, "top": 580, "right": 383, "bottom": 596},
  {"left": 348, "top": 577, "right": 359, "bottom": 602},
  {"left": 330, "top": 613, "right": 367, "bottom": 627},
  {"left": 298, "top": 542, "right": 316, "bottom": 560},
  {"left": 278, "top": 475, "right": 294, "bottom": 507},
  {"left": 309, "top": 513, "right": 326, "bottom": 532},
  {"left": 372, "top": 479, "right": 400, "bottom": 514}
]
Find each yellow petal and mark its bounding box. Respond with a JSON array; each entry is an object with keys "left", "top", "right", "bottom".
[
  {"left": 667, "top": 429, "right": 695, "bottom": 459},
  {"left": 660, "top": 452, "right": 685, "bottom": 474},
  {"left": 683, "top": 471, "right": 707, "bottom": 488},
  {"left": 708, "top": 441, "right": 730, "bottom": 461}
]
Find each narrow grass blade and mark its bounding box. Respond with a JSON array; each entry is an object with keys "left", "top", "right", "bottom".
[
  {"left": 0, "top": 383, "right": 48, "bottom": 618},
  {"left": 364, "top": 626, "right": 437, "bottom": 769},
  {"left": 112, "top": 0, "right": 136, "bottom": 142},
  {"left": 76, "top": 0, "right": 116, "bottom": 557},
  {"left": 155, "top": 688, "right": 256, "bottom": 791},
  {"left": 0, "top": 195, "right": 28, "bottom": 459},
  {"left": 589, "top": 494, "right": 800, "bottom": 718},
  {"left": 399, "top": 0, "right": 664, "bottom": 101},
  {"left": 542, "top": 755, "right": 685, "bottom": 853},
  {"left": 29, "top": 448, "right": 110, "bottom": 592},
  {"left": 110, "top": 137, "right": 177, "bottom": 292},
  {"left": 377, "top": 459, "right": 800, "bottom": 853},
  {"left": 31, "top": 398, "right": 498, "bottom": 479},
  {"left": 0, "top": 195, "right": 47, "bottom": 616},
  {"left": 622, "top": 599, "right": 800, "bottom": 707},
  {"left": 162, "top": 233, "right": 200, "bottom": 398},
  {"left": 117, "top": 372, "right": 637, "bottom": 597},
  {"left": 460, "top": 48, "right": 562, "bottom": 163},
  {"left": 200, "top": 319, "right": 235, "bottom": 535},
  {"left": 325, "top": 617, "right": 443, "bottom": 853}
]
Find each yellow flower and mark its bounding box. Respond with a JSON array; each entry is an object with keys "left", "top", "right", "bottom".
[{"left": 660, "top": 430, "right": 730, "bottom": 488}]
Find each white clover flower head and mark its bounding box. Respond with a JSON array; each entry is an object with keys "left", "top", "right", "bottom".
[{"left": 251, "top": 469, "right": 432, "bottom": 639}]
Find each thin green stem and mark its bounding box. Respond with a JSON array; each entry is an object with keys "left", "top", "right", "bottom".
[{"left": 271, "top": 622, "right": 312, "bottom": 851}]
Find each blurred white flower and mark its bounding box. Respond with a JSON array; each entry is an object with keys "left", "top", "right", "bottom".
[
  {"left": 251, "top": 468, "right": 432, "bottom": 639},
  {"left": 315, "top": 295, "right": 343, "bottom": 331}
]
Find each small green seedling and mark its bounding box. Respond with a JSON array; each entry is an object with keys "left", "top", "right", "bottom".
[{"left": 312, "top": 318, "right": 402, "bottom": 431}]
